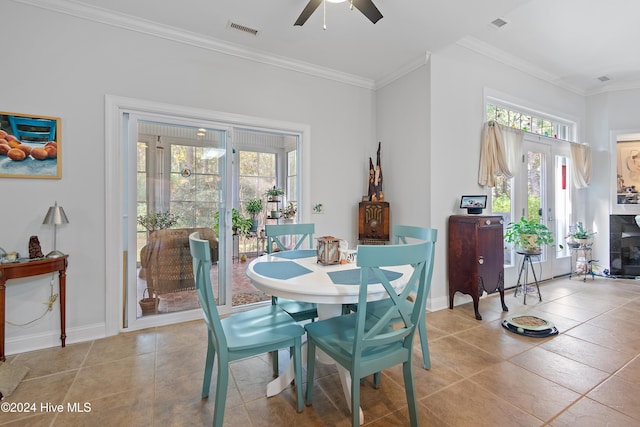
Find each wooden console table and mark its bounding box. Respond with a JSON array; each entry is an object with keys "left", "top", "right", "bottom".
[{"left": 0, "top": 255, "right": 68, "bottom": 361}]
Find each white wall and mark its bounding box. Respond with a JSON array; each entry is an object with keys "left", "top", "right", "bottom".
[
  {"left": 428, "top": 43, "right": 586, "bottom": 312},
  {"left": 1, "top": 2, "right": 375, "bottom": 355},
  {"left": 376, "top": 63, "right": 431, "bottom": 227}
]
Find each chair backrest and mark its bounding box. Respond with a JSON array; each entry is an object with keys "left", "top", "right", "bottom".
[
  {"left": 8, "top": 116, "right": 57, "bottom": 143},
  {"left": 354, "top": 237, "right": 436, "bottom": 359},
  {"left": 189, "top": 232, "right": 227, "bottom": 351},
  {"left": 265, "top": 223, "right": 314, "bottom": 253},
  {"left": 393, "top": 224, "right": 436, "bottom": 244}
]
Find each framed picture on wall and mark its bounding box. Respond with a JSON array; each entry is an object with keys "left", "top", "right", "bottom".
[
  {"left": 616, "top": 139, "right": 640, "bottom": 204},
  {"left": 0, "top": 111, "right": 61, "bottom": 179}
]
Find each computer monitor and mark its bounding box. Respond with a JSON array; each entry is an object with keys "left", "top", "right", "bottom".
[{"left": 460, "top": 195, "right": 487, "bottom": 215}]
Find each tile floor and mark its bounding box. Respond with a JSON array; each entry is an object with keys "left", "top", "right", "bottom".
[{"left": 3, "top": 275, "right": 640, "bottom": 426}]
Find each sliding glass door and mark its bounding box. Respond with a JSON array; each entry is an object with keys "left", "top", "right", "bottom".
[{"left": 125, "top": 114, "right": 232, "bottom": 328}]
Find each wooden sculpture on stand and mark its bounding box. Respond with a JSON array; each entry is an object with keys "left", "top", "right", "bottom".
[
  {"left": 368, "top": 142, "right": 384, "bottom": 202},
  {"left": 361, "top": 142, "right": 389, "bottom": 244}
]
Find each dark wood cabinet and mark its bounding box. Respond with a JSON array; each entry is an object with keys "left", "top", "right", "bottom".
[
  {"left": 358, "top": 201, "right": 389, "bottom": 244},
  {"left": 448, "top": 215, "right": 508, "bottom": 320}
]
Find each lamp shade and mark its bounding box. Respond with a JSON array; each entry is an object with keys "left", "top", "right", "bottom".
[{"left": 43, "top": 202, "right": 69, "bottom": 225}]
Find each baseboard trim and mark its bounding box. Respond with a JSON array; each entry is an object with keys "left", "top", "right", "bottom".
[{"left": 5, "top": 323, "right": 106, "bottom": 357}]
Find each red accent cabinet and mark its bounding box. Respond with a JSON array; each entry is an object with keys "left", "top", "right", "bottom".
[{"left": 448, "top": 215, "right": 508, "bottom": 320}]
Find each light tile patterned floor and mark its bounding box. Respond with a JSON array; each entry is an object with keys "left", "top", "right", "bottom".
[{"left": 3, "top": 276, "right": 640, "bottom": 426}]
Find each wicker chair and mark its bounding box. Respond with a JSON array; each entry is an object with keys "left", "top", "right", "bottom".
[{"left": 140, "top": 227, "right": 218, "bottom": 296}]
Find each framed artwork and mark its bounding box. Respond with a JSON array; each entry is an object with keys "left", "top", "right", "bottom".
[
  {"left": 616, "top": 140, "right": 640, "bottom": 204},
  {"left": 0, "top": 111, "right": 61, "bottom": 179}
]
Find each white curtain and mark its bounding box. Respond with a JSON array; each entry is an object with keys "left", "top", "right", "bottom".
[
  {"left": 570, "top": 142, "right": 591, "bottom": 188},
  {"left": 478, "top": 122, "right": 524, "bottom": 187}
]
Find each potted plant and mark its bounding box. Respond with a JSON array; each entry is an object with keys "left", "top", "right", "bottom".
[
  {"left": 245, "top": 198, "right": 264, "bottom": 232},
  {"left": 137, "top": 211, "right": 180, "bottom": 232},
  {"left": 566, "top": 222, "right": 596, "bottom": 246},
  {"left": 279, "top": 202, "right": 297, "bottom": 222},
  {"left": 504, "top": 216, "right": 554, "bottom": 253},
  {"left": 214, "top": 208, "right": 252, "bottom": 237},
  {"left": 265, "top": 186, "right": 285, "bottom": 202}
]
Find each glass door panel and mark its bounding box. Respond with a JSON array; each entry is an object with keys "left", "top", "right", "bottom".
[
  {"left": 127, "top": 116, "right": 230, "bottom": 327},
  {"left": 552, "top": 150, "right": 572, "bottom": 276},
  {"left": 521, "top": 141, "right": 554, "bottom": 281}
]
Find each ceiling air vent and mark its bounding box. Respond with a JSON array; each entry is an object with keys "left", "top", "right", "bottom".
[
  {"left": 229, "top": 21, "right": 259, "bottom": 36},
  {"left": 597, "top": 75, "right": 611, "bottom": 82},
  {"left": 490, "top": 18, "right": 508, "bottom": 28}
]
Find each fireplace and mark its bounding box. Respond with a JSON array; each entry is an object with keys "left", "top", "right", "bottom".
[{"left": 610, "top": 215, "right": 640, "bottom": 277}]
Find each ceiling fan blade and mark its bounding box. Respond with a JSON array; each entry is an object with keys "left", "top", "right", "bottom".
[
  {"left": 351, "top": 0, "right": 383, "bottom": 24},
  {"left": 294, "top": 0, "right": 323, "bottom": 26}
]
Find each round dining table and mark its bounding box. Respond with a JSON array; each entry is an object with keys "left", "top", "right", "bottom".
[{"left": 246, "top": 249, "right": 413, "bottom": 423}]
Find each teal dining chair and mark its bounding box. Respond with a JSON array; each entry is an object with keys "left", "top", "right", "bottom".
[
  {"left": 345, "top": 225, "right": 437, "bottom": 370},
  {"left": 265, "top": 223, "right": 318, "bottom": 375},
  {"left": 189, "top": 232, "right": 305, "bottom": 427},
  {"left": 305, "top": 239, "right": 436, "bottom": 427}
]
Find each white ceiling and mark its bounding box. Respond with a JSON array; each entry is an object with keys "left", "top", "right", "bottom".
[{"left": 26, "top": 0, "right": 640, "bottom": 95}]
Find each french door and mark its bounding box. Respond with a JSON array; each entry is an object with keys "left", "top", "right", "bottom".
[{"left": 502, "top": 137, "right": 572, "bottom": 286}]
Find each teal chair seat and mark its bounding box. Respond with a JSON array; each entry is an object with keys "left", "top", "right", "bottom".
[
  {"left": 305, "top": 239, "right": 436, "bottom": 427},
  {"left": 265, "top": 223, "right": 318, "bottom": 374},
  {"left": 189, "top": 232, "right": 305, "bottom": 427},
  {"left": 220, "top": 305, "right": 304, "bottom": 352}
]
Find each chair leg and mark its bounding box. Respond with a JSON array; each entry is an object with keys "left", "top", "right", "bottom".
[
  {"left": 271, "top": 297, "right": 280, "bottom": 377},
  {"left": 418, "top": 320, "right": 431, "bottom": 369},
  {"left": 402, "top": 360, "right": 419, "bottom": 427},
  {"left": 213, "top": 354, "right": 230, "bottom": 427},
  {"left": 202, "top": 333, "right": 216, "bottom": 398},
  {"left": 305, "top": 339, "right": 316, "bottom": 406},
  {"left": 373, "top": 372, "right": 381, "bottom": 388},
  {"left": 293, "top": 338, "right": 303, "bottom": 413},
  {"left": 272, "top": 350, "right": 279, "bottom": 377},
  {"left": 351, "top": 371, "right": 361, "bottom": 427}
]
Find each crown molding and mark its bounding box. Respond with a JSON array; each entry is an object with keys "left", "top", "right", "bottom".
[
  {"left": 458, "top": 36, "right": 640, "bottom": 98},
  {"left": 457, "top": 36, "right": 586, "bottom": 96},
  {"left": 375, "top": 53, "right": 431, "bottom": 90},
  {"left": 14, "top": 0, "right": 376, "bottom": 90},
  {"left": 585, "top": 81, "right": 640, "bottom": 96}
]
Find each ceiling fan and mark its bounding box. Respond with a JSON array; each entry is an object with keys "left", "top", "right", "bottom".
[{"left": 294, "top": 0, "right": 383, "bottom": 26}]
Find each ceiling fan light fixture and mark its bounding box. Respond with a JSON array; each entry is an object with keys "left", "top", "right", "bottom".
[{"left": 294, "top": 0, "right": 382, "bottom": 26}]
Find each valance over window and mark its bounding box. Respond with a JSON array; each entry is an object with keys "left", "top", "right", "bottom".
[{"left": 478, "top": 122, "right": 523, "bottom": 187}]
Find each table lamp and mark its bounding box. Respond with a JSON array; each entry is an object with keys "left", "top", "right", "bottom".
[{"left": 43, "top": 201, "right": 69, "bottom": 258}]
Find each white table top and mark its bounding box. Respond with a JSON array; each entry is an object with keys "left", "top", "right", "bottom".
[{"left": 246, "top": 249, "right": 413, "bottom": 305}]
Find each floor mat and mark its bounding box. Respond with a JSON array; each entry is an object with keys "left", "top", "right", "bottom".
[{"left": 0, "top": 363, "right": 29, "bottom": 399}]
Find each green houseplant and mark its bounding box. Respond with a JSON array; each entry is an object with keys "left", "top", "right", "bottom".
[
  {"left": 137, "top": 211, "right": 180, "bottom": 232},
  {"left": 279, "top": 202, "right": 297, "bottom": 221},
  {"left": 566, "top": 222, "right": 596, "bottom": 247},
  {"left": 214, "top": 208, "right": 252, "bottom": 237},
  {"left": 265, "top": 186, "right": 285, "bottom": 201},
  {"left": 504, "top": 216, "right": 554, "bottom": 253},
  {"left": 245, "top": 198, "right": 264, "bottom": 232}
]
